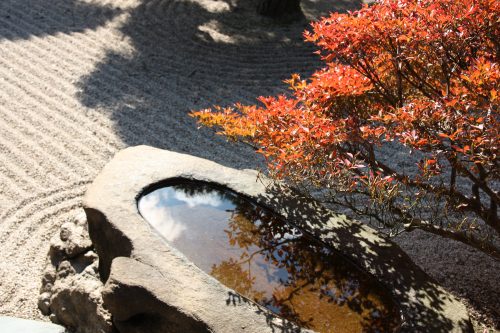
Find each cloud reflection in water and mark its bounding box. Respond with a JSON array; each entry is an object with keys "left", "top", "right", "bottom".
[
  {"left": 138, "top": 186, "right": 231, "bottom": 242},
  {"left": 139, "top": 191, "right": 187, "bottom": 242}
]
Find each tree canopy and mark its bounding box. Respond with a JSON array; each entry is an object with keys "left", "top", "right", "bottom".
[{"left": 192, "top": 0, "right": 499, "bottom": 258}]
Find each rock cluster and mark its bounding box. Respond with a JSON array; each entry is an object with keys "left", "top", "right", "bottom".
[
  {"left": 83, "top": 146, "right": 472, "bottom": 333},
  {"left": 39, "top": 211, "right": 114, "bottom": 333},
  {"left": 38, "top": 146, "right": 473, "bottom": 333}
]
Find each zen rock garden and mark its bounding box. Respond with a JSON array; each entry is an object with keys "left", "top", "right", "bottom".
[
  {"left": 38, "top": 146, "right": 472, "bottom": 333},
  {"left": 1, "top": 0, "right": 498, "bottom": 332}
]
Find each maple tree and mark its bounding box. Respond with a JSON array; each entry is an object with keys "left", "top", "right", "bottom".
[{"left": 192, "top": 0, "right": 500, "bottom": 258}]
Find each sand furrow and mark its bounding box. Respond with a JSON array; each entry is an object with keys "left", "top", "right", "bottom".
[
  {"left": 0, "top": 108, "right": 95, "bottom": 185},
  {"left": 1, "top": 5, "right": 277, "bottom": 116},
  {"left": 0, "top": 18, "right": 249, "bottom": 171},
  {"left": 4, "top": 0, "right": 317, "bottom": 89},
  {"left": 0, "top": 163, "right": 30, "bottom": 200},
  {"left": 0, "top": 40, "right": 121, "bottom": 153},
  {"left": 0, "top": 69, "right": 118, "bottom": 162},
  {"left": 79, "top": 81, "right": 260, "bottom": 168},
  {"left": 0, "top": 182, "right": 89, "bottom": 245},
  {"left": 0, "top": 137, "right": 60, "bottom": 190},
  {"left": 0, "top": 180, "right": 91, "bottom": 222},
  {"left": 0, "top": 12, "right": 221, "bottom": 127},
  {"left": 0, "top": 2, "right": 131, "bottom": 53},
  {"left": 0, "top": 201, "right": 83, "bottom": 320},
  {"left": 0, "top": 99, "right": 115, "bottom": 167},
  {"left": 20, "top": 0, "right": 312, "bottom": 67},
  {"left": 0, "top": 192, "right": 83, "bottom": 253},
  {"left": 0, "top": 105, "right": 86, "bottom": 181}
]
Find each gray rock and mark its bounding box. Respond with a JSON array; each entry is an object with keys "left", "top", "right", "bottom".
[
  {"left": 103, "top": 257, "right": 215, "bottom": 333},
  {"left": 83, "top": 146, "right": 473, "bottom": 333},
  {"left": 39, "top": 211, "right": 115, "bottom": 333},
  {"left": 61, "top": 212, "right": 93, "bottom": 258},
  {"left": 49, "top": 260, "right": 114, "bottom": 333},
  {"left": 49, "top": 212, "right": 92, "bottom": 262},
  {"left": 38, "top": 292, "right": 52, "bottom": 315}
]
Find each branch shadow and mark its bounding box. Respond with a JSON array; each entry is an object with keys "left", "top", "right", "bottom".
[
  {"left": 226, "top": 291, "right": 307, "bottom": 333},
  {"left": 75, "top": 0, "right": 362, "bottom": 169},
  {"left": 255, "top": 182, "right": 474, "bottom": 332},
  {"left": 0, "top": 0, "right": 121, "bottom": 41}
]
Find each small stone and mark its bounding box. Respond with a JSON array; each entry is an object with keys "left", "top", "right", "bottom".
[
  {"left": 41, "top": 282, "right": 53, "bottom": 294},
  {"left": 84, "top": 250, "right": 98, "bottom": 261},
  {"left": 40, "top": 210, "right": 112, "bottom": 333},
  {"left": 59, "top": 224, "right": 72, "bottom": 241},
  {"left": 38, "top": 292, "right": 52, "bottom": 315},
  {"left": 49, "top": 313, "right": 59, "bottom": 324},
  {"left": 57, "top": 260, "right": 75, "bottom": 279},
  {"left": 64, "top": 225, "right": 92, "bottom": 258},
  {"left": 41, "top": 265, "right": 56, "bottom": 287},
  {"left": 74, "top": 211, "right": 88, "bottom": 227}
]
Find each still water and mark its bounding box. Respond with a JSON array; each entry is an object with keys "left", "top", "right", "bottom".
[{"left": 138, "top": 182, "right": 401, "bottom": 333}]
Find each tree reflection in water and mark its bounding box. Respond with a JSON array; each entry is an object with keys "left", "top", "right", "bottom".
[{"left": 139, "top": 182, "right": 401, "bottom": 333}]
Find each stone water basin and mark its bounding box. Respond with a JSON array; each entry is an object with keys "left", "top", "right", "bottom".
[
  {"left": 138, "top": 181, "right": 401, "bottom": 333},
  {"left": 83, "top": 146, "right": 472, "bottom": 333}
]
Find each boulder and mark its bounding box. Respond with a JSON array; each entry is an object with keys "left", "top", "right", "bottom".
[
  {"left": 82, "top": 146, "right": 472, "bottom": 333},
  {"left": 39, "top": 211, "right": 115, "bottom": 333}
]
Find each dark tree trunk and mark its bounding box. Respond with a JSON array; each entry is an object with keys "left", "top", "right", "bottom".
[{"left": 256, "top": 0, "right": 303, "bottom": 21}]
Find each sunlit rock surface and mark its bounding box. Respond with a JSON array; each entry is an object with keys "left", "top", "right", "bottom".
[{"left": 83, "top": 146, "right": 472, "bottom": 333}]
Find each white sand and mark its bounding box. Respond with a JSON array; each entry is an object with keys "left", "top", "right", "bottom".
[{"left": 0, "top": 0, "right": 497, "bottom": 330}]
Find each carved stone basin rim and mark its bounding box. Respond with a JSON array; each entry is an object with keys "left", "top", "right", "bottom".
[{"left": 83, "top": 145, "right": 472, "bottom": 333}]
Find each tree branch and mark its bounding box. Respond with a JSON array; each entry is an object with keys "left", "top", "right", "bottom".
[{"left": 405, "top": 219, "right": 500, "bottom": 260}]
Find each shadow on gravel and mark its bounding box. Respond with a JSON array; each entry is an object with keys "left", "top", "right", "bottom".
[
  {"left": 75, "top": 0, "right": 361, "bottom": 169},
  {"left": 0, "top": 0, "right": 121, "bottom": 41}
]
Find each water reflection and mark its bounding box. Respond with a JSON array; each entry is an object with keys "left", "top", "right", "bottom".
[
  {"left": 138, "top": 182, "right": 401, "bottom": 333},
  {"left": 138, "top": 191, "right": 187, "bottom": 242}
]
